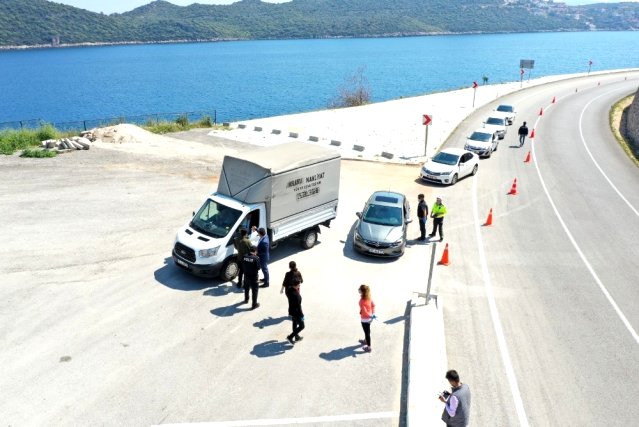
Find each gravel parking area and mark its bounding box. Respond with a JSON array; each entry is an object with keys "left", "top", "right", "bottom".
[{"left": 0, "top": 129, "right": 435, "bottom": 425}]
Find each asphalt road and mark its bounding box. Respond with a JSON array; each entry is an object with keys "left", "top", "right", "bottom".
[
  {"left": 1, "top": 72, "right": 638, "bottom": 426},
  {"left": 436, "top": 72, "right": 639, "bottom": 426}
]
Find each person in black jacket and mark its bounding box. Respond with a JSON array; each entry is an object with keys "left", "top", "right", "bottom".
[
  {"left": 242, "top": 246, "right": 261, "bottom": 309},
  {"left": 285, "top": 279, "right": 304, "bottom": 345},
  {"left": 280, "top": 260, "right": 303, "bottom": 294},
  {"left": 518, "top": 121, "right": 529, "bottom": 147},
  {"left": 416, "top": 193, "right": 429, "bottom": 240}
]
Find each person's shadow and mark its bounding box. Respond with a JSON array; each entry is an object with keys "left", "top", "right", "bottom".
[
  {"left": 319, "top": 344, "right": 366, "bottom": 361},
  {"left": 210, "top": 302, "right": 247, "bottom": 317},
  {"left": 253, "top": 316, "right": 289, "bottom": 329},
  {"left": 250, "top": 340, "right": 293, "bottom": 357}
]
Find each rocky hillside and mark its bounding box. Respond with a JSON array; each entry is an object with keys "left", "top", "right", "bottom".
[{"left": 1, "top": 0, "right": 637, "bottom": 47}]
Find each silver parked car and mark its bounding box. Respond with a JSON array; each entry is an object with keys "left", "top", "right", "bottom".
[
  {"left": 464, "top": 128, "right": 498, "bottom": 158},
  {"left": 353, "top": 191, "right": 411, "bottom": 258}
]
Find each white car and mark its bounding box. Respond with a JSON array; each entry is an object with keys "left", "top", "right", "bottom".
[
  {"left": 464, "top": 128, "right": 498, "bottom": 158},
  {"left": 493, "top": 104, "right": 517, "bottom": 125},
  {"left": 483, "top": 116, "right": 507, "bottom": 139},
  {"left": 420, "top": 148, "right": 479, "bottom": 185}
]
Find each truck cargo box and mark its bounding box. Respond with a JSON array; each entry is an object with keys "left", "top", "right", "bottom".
[{"left": 217, "top": 142, "right": 341, "bottom": 226}]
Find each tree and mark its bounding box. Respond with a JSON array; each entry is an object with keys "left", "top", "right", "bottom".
[{"left": 330, "top": 67, "right": 371, "bottom": 109}]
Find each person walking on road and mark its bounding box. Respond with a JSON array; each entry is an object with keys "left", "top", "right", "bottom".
[
  {"left": 233, "top": 228, "right": 252, "bottom": 288},
  {"left": 358, "top": 284, "right": 376, "bottom": 353},
  {"left": 241, "top": 246, "right": 261, "bottom": 309},
  {"left": 429, "top": 197, "right": 447, "bottom": 241},
  {"left": 285, "top": 279, "right": 305, "bottom": 345},
  {"left": 281, "top": 261, "right": 303, "bottom": 294},
  {"left": 439, "top": 369, "right": 471, "bottom": 427},
  {"left": 416, "top": 193, "right": 429, "bottom": 241},
  {"left": 518, "top": 121, "right": 529, "bottom": 147},
  {"left": 257, "top": 227, "right": 270, "bottom": 288}
]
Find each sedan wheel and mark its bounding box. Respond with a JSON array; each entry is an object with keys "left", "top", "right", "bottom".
[
  {"left": 471, "top": 164, "right": 478, "bottom": 176},
  {"left": 450, "top": 174, "right": 458, "bottom": 185}
]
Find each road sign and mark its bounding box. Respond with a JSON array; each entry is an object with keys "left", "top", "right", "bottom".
[
  {"left": 520, "top": 59, "right": 535, "bottom": 69},
  {"left": 422, "top": 114, "right": 432, "bottom": 126},
  {"left": 472, "top": 81, "right": 478, "bottom": 89}
]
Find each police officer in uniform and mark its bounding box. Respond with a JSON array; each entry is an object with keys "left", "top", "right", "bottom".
[
  {"left": 429, "top": 196, "right": 447, "bottom": 241},
  {"left": 233, "top": 228, "right": 252, "bottom": 288},
  {"left": 242, "top": 246, "right": 261, "bottom": 309}
]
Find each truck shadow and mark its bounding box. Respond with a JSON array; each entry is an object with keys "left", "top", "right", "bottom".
[
  {"left": 341, "top": 221, "right": 400, "bottom": 264},
  {"left": 154, "top": 257, "right": 217, "bottom": 291}
]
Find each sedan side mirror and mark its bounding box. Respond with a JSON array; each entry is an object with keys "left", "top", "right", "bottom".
[
  {"left": 405, "top": 219, "right": 413, "bottom": 224},
  {"left": 192, "top": 211, "right": 195, "bottom": 217},
  {"left": 356, "top": 212, "right": 362, "bottom": 219}
]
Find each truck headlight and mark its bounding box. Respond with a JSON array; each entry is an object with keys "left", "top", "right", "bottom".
[{"left": 199, "top": 246, "right": 220, "bottom": 258}]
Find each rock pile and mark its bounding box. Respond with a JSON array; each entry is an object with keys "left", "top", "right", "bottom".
[{"left": 41, "top": 130, "right": 95, "bottom": 152}]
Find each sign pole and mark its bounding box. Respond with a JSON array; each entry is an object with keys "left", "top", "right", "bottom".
[
  {"left": 472, "top": 88, "right": 476, "bottom": 108},
  {"left": 424, "top": 124, "right": 429, "bottom": 157},
  {"left": 425, "top": 242, "right": 437, "bottom": 305}
]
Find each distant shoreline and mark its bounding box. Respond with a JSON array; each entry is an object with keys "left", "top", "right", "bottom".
[{"left": 0, "top": 30, "right": 584, "bottom": 52}]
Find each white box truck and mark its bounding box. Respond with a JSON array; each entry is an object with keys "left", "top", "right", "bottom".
[{"left": 172, "top": 142, "right": 341, "bottom": 280}]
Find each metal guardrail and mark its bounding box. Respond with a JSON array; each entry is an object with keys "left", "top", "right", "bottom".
[{"left": 0, "top": 111, "right": 217, "bottom": 131}]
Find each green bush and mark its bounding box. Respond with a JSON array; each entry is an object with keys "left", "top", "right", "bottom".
[
  {"left": 0, "top": 129, "right": 41, "bottom": 155},
  {"left": 198, "top": 115, "right": 213, "bottom": 127},
  {"left": 36, "top": 124, "right": 59, "bottom": 141},
  {"left": 175, "top": 114, "right": 189, "bottom": 128},
  {"left": 21, "top": 148, "right": 57, "bottom": 158},
  {"left": 143, "top": 122, "right": 183, "bottom": 134}
]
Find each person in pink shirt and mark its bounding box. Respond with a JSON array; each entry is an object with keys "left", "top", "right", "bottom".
[{"left": 358, "top": 284, "right": 376, "bottom": 353}]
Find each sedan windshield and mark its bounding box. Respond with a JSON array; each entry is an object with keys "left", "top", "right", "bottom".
[
  {"left": 363, "top": 204, "right": 403, "bottom": 226},
  {"left": 496, "top": 105, "right": 514, "bottom": 113},
  {"left": 486, "top": 117, "right": 505, "bottom": 126},
  {"left": 432, "top": 152, "right": 460, "bottom": 166},
  {"left": 190, "top": 199, "right": 242, "bottom": 238},
  {"left": 469, "top": 131, "right": 492, "bottom": 142}
]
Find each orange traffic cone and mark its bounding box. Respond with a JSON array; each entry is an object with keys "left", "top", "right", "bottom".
[
  {"left": 524, "top": 151, "right": 531, "bottom": 163},
  {"left": 552, "top": 96, "right": 556, "bottom": 103},
  {"left": 530, "top": 128, "right": 535, "bottom": 138},
  {"left": 484, "top": 208, "right": 493, "bottom": 226},
  {"left": 508, "top": 178, "right": 518, "bottom": 195},
  {"left": 438, "top": 243, "right": 450, "bottom": 266},
  {"left": 539, "top": 108, "right": 543, "bottom": 116}
]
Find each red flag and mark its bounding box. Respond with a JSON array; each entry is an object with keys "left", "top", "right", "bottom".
[
  {"left": 472, "top": 81, "right": 478, "bottom": 89},
  {"left": 520, "top": 68, "right": 525, "bottom": 76}
]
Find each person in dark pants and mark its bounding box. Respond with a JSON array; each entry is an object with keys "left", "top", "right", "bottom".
[
  {"left": 416, "top": 193, "right": 429, "bottom": 240},
  {"left": 285, "top": 279, "right": 305, "bottom": 345},
  {"left": 518, "top": 121, "right": 529, "bottom": 147},
  {"left": 233, "top": 228, "right": 252, "bottom": 288},
  {"left": 257, "top": 227, "right": 270, "bottom": 287},
  {"left": 439, "top": 369, "right": 471, "bottom": 427},
  {"left": 241, "top": 246, "right": 261, "bottom": 309},
  {"left": 281, "top": 260, "right": 303, "bottom": 294},
  {"left": 429, "top": 196, "right": 447, "bottom": 241}
]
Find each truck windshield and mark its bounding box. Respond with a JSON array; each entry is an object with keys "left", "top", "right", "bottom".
[{"left": 190, "top": 199, "right": 242, "bottom": 239}]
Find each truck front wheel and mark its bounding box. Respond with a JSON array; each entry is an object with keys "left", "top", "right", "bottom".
[
  {"left": 221, "top": 257, "right": 239, "bottom": 282},
  {"left": 301, "top": 228, "right": 318, "bottom": 249}
]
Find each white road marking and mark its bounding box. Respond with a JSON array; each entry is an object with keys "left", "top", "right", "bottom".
[
  {"left": 532, "top": 102, "right": 639, "bottom": 345},
  {"left": 471, "top": 176, "right": 530, "bottom": 427},
  {"left": 578, "top": 89, "right": 639, "bottom": 217},
  {"left": 153, "top": 411, "right": 398, "bottom": 426}
]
